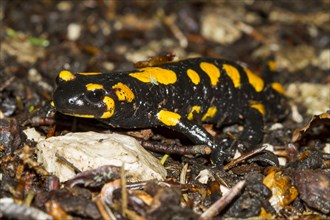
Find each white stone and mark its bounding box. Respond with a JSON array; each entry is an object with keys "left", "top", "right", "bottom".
[
  {"left": 24, "top": 127, "right": 45, "bottom": 143},
  {"left": 67, "top": 23, "right": 81, "bottom": 41},
  {"left": 37, "top": 131, "right": 166, "bottom": 182}
]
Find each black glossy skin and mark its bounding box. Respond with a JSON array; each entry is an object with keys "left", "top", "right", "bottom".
[{"left": 53, "top": 58, "right": 288, "bottom": 165}]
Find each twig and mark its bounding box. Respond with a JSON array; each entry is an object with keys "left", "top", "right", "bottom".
[
  {"left": 0, "top": 76, "right": 15, "bottom": 92},
  {"left": 200, "top": 180, "right": 246, "bottom": 219},
  {"left": 95, "top": 196, "right": 113, "bottom": 220},
  {"left": 223, "top": 145, "right": 267, "bottom": 171},
  {"left": 139, "top": 139, "right": 212, "bottom": 155},
  {"left": 55, "top": 152, "right": 81, "bottom": 173},
  {"left": 121, "top": 164, "right": 127, "bottom": 217}
]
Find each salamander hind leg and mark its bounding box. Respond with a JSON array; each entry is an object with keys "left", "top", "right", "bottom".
[{"left": 156, "top": 109, "right": 228, "bottom": 166}]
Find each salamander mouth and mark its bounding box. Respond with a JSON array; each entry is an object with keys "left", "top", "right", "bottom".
[
  {"left": 59, "top": 111, "right": 95, "bottom": 118},
  {"left": 52, "top": 98, "right": 95, "bottom": 118}
]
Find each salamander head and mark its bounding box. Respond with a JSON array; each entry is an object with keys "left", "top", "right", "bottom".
[{"left": 52, "top": 70, "right": 117, "bottom": 119}]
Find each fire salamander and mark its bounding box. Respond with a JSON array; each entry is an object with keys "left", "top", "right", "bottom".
[{"left": 52, "top": 58, "right": 288, "bottom": 165}]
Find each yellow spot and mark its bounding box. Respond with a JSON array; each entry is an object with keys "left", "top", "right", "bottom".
[
  {"left": 50, "top": 101, "right": 55, "bottom": 107},
  {"left": 66, "top": 113, "right": 94, "bottom": 118},
  {"left": 112, "top": 82, "right": 135, "bottom": 102},
  {"left": 223, "top": 64, "right": 241, "bottom": 88},
  {"left": 186, "top": 69, "right": 200, "bottom": 85},
  {"left": 78, "top": 72, "right": 102, "bottom": 76},
  {"left": 271, "top": 82, "right": 286, "bottom": 95},
  {"left": 202, "top": 106, "right": 217, "bottom": 121},
  {"left": 59, "top": 70, "right": 76, "bottom": 81},
  {"left": 101, "top": 111, "right": 113, "bottom": 118},
  {"left": 157, "top": 110, "right": 181, "bottom": 126},
  {"left": 244, "top": 68, "right": 264, "bottom": 92},
  {"left": 267, "top": 61, "right": 276, "bottom": 72},
  {"left": 129, "top": 67, "right": 177, "bottom": 85},
  {"left": 200, "top": 62, "right": 220, "bottom": 86},
  {"left": 101, "top": 96, "right": 115, "bottom": 118},
  {"left": 250, "top": 102, "right": 266, "bottom": 116},
  {"left": 187, "top": 105, "right": 201, "bottom": 120},
  {"left": 86, "top": 83, "right": 104, "bottom": 91}
]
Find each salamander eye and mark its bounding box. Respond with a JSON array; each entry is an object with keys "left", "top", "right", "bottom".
[{"left": 85, "top": 89, "right": 105, "bottom": 104}]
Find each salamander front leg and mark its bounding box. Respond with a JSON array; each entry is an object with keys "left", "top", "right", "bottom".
[
  {"left": 238, "top": 104, "right": 265, "bottom": 152},
  {"left": 157, "top": 110, "right": 227, "bottom": 166}
]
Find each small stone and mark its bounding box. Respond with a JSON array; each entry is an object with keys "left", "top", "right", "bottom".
[{"left": 37, "top": 131, "right": 167, "bottom": 182}]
